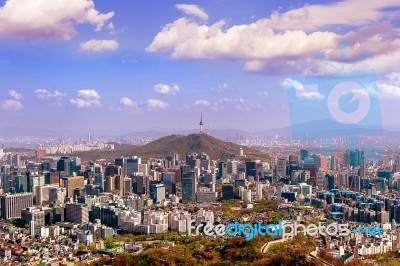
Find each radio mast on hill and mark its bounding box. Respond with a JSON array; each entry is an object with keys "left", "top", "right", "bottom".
[{"left": 199, "top": 113, "right": 203, "bottom": 133}]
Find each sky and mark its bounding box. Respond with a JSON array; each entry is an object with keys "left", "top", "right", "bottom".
[{"left": 0, "top": 0, "right": 400, "bottom": 135}]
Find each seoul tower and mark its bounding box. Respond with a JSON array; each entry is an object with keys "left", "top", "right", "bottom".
[{"left": 199, "top": 113, "right": 203, "bottom": 133}]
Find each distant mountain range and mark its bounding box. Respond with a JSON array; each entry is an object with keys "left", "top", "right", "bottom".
[
  {"left": 72, "top": 133, "right": 269, "bottom": 161},
  {"left": 121, "top": 120, "right": 397, "bottom": 139},
  {"left": 0, "top": 120, "right": 398, "bottom": 139}
]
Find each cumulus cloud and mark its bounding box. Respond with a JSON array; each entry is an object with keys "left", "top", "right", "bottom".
[
  {"left": 193, "top": 100, "right": 210, "bottom": 106},
  {"left": 70, "top": 89, "right": 101, "bottom": 108},
  {"left": 146, "top": 99, "right": 169, "bottom": 109},
  {"left": 175, "top": 4, "right": 208, "bottom": 20},
  {"left": 283, "top": 78, "right": 325, "bottom": 100},
  {"left": 77, "top": 90, "right": 100, "bottom": 100},
  {"left": 264, "top": 0, "right": 399, "bottom": 31},
  {"left": 8, "top": 89, "right": 21, "bottom": 100},
  {"left": 120, "top": 97, "right": 137, "bottom": 107},
  {"left": 34, "top": 89, "right": 66, "bottom": 99},
  {"left": 0, "top": 0, "right": 114, "bottom": 40},
  {"left": 153, "top": 83, "right": 180, "bottom": 95},
  {"left": 378, "top": 72, "right": 400, "bottom": 99},
  {"left": 379, "top": 83, "right": 400, "bottom": 98},
  {"left": 1, "top": 99, "right": 23, "bottom": 110},
  {"left": 80, "top": 39, "right": 119, "bottom": 53},
  {"left": 146, "top": 18, "right": 338, "bottom": 60},
  {"left": 147, "top": 1, "right": 400, "bottom": 75}
]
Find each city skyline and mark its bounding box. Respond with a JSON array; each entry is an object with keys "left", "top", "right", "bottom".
[{"left": 1, "top": 0, "right": 400, "bottom": 135}]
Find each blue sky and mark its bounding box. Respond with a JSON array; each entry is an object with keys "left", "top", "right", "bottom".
[{"left": 0, "top": 0, "right": 400, "bottom": 135}]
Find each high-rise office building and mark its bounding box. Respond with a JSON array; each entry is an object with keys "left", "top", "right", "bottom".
[
  {"left": 115, "top": 175, "right": 124, "bottom": 196},
  {"left": 22, "top": 207, "right": 45, "bottom": 235},
  {"left": 245, "top": 161, "right": 257, "bottom": 178},
  {"left": 150, "top": 183, "right": 166, "bottom": 202},
  {"left": 132, "top": 174, "right": 148, "bottom": 195},
  {"left": 222, "top": 184, "right": 234, "bottom": 200},
  {"left": 0, "top": 193, "right": 33, "bottom": 220},
  {"left": 360, "top": 152, "right": 366, "bottom": 178},
  {"left": 218, "top": 162, "right": 227, "bottom": 179},
  {"left": 330, "top": 156, "right": 340, "bottom": 171},
  {"left": 104, "top": 175, "right": 116, "bottom": 193},
  {"left": 276, "top": 158, "right": 287, "bottom": 177},
  {"left": 327, "top": 174, "right": 335, "bottom": 190},
  {"left": 227, "top": 160, "right": 238, "bottom": 175},
  {"left": 15, "top": 171, "right": 28, "bottom": 193},
  {"left": 124, "top": 177, "right": 132, "bottom": 195},
  {"left": 315, "top": 156, "right": 328, "bottom": 172},
  {"left": 300, "top": 149, "right": 309, "bottom": 161},
  {"left": 115, "top": 157, "right": 127, "bottom": 176},
  {"left": 62, "top": 175, "right": 84, "bottom": 198},
  {"left": 49, "top": 187, "right": 66, "bottom": 206},
  {"left": 127, "top": 157, "right": 141, "bottom": 175},
  {"left": 105, "top": 165, "right": 122, "bottom": 177},
  {"left": 65, "top": 203, "right": 89, "bottom": 223},
  {"left": 182, "top": 171, "right": 197, "bottom": 203},
  {"left": 316, "top": 169, "right": 326, "bottom": 189},
  {"left": 45, "top": 172, "right": 61, "bottom": 186},
  {"left": 10, "top": 154, "right": 20, "bottom": 167},
  {"left": 162, "top": 172, "right": 176, "bottom": 196},
  {"left": 345, "top": 149, "right": 363, "bottom": 166}
]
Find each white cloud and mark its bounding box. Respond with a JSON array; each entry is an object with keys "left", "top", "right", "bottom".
[
  {"left": 193, "top": 100, "right": 210, "bottom": 106},
  {"left": 70, "top": 98, "right": 101, "bottom": 108},
  {"left": 8, "top": 89, "right": 21, "bottom": 100},
  {"left": 120, "top": 97, "right": 137, "bottom": 107},
  {"left": 146, "top": 17, "right": 338, "bottom": 60},
  {"left": 379, "top": 83, "right": 400, "bottom": 98},
  {"left": 212, "top": 97, "right": 256, "bottom": 112},
  {"left": 70, "top": 89, "right": 101, "bottom": 108},
  {"left": 175, "top": 4, "right": 208, "bottom": 20},
  {"left": 1, "top": 99, "right": 22, "bottom": 110},
  {"left": 0, "top": 0, "right": 114, "bottom": 40},
  {"left": 80, "top": 39, "right": 119, "bottom": 53},
  {"left": 257, "top": 91, "right": 269, "bottom": 97},
  {"left": 77, "top": 90, "right": 100, "bottom": 100},
  {"left": 283, "top": 78, "right": 325, "bottom": 100},
  {"left": 385, "top": 72, "right": 400, "bottom": 84},
  {"left": 264, "top": 0, "right": 399, "bottom": 31},
  {"left": 147, "top": 1, "right": 400, "bottom": 75},
  {"left": 213, "top": 83, "right": 231, "bottom": 92},
  {"left": 146, "top": 99, "right": 169, "bottom": 109},
  {"left": 34, "top": 89, "right": 66, "bottom": 99},
  {"left": 153, "top": 83, "right": 180, "bottom": 95}
]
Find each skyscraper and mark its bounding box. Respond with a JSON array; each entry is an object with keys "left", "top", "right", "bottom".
[
  {"left": 300, "top": 149, "right": 309, "bottom": 161},
  {"left": 127, "top": 157, "right": 141, "bottom": 175},
  {"left": 115, "top": 157, "right": 127, "bottom": 176},
  {"left": 345, "top": 149, "right": 362, "bottom": 166},
  {"left": 62, "top": 175, "right": 84, "bottom": 198},
  {"left": 218, "top": 162, "right": 227, "bottom": 179},
  {"left": 276, "top": 158, "right": 287, "bottom": 177},
  {"left": 316, "top": 169, "right": 326, "bottom": 189},
  {"left": 0, "top": 193, "right": 33, "bottom": 220},
  {"left": 227, "top": 160, "right": 238, "bottom": 175},
  {"left": 182, "top": 171, "right": 197, "bottom": 203},
  {"left": 245, "top": 161, "right": 257, "bottom": 178}
]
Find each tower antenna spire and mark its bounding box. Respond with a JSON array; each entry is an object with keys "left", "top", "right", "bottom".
[{"left": 199, "top": 112, "right": 203, "bottom": 133}]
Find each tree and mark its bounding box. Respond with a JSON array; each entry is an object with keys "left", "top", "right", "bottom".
[{"left": 105, "top": 237, "right": 117, "bottom": 249}]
